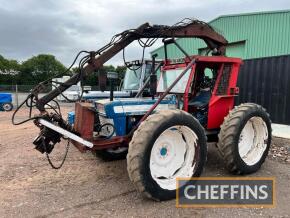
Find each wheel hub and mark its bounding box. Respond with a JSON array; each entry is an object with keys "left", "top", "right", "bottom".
[
  {"left": 238, "top": 117, "right": 268, "bottom": 166},
  {"left": 160, "top": 147, "right": 168, "bottom": 157},
  {"left": 150, "top": 125, "right": 198, "bottom": 190},
  {"left": 3, "top": 104, "right": 12, "bottom": 111}
]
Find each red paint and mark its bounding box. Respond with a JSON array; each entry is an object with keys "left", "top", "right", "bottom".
[
  {"left": 207, "top": 61, "right": 242, "bottom": 129},
  {"left": 183, "top": 65, "right": 196, "bottom": 111},
  {"left": 74, "top": 102, "right": 94, "bottom": 139},
  {"left": 91, "top": 136, "right": 129, "bottom": 150},
  {"left": 160, "top": 55, "right": 242, "bottom": 129}
]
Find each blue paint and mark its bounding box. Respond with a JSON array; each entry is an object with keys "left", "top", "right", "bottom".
[
  {"left": 0, "top": 93, "right": 12, "bottom": 103},
  {"left": 67, "top": 96, "right": 177, "bottom": 138},
  {"left": 113, "top": 116, "right": 126, "bottom": 136},
  {"left": 160, "top": 147, "right": 167, "bottom": 156},
  {"left": 0, "top": 93, "right": 13, "bottom": 111},
  {"left": 67, "top": 111, "right": 75, "bottom": 125},
  {"left": 97, "top": 96, "right": 176, "bottom": 118},
  {"left": 96, "top": 96, "right": 176, "bottom": 136}
]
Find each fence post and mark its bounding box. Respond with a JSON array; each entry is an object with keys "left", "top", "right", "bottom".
[{"left": 15, "top": 84, "right": 19, "bottom": 108}]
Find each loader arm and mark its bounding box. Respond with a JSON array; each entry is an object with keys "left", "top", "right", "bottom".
[{"left": 36, "top": 20, "right": 227, "bottom": 112}]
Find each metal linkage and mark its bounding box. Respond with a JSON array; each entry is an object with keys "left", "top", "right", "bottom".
[{"left": 35, "top": 19, "right": 227, "bottom": 112}]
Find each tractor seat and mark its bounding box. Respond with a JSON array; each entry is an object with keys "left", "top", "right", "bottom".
[{"left": 188, "top": 90, "right": 211, "bottom": 108}]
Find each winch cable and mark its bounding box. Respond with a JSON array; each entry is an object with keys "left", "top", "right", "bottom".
[
  {"left": 12, "top": 50, "right": 90, "bottom": 125},
  {"left": 121, "top": 18, "right": 203, "bottom": 76},
  {"left": 12, "top": 51, "right": 90, "bottom": 169},
  {"left": 50, "top": 54, "right": 90, "bottom": 103}
]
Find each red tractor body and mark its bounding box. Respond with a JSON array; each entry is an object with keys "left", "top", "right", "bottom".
[{"left": 161, "top": 55, "right": 242, "bottom": 129}]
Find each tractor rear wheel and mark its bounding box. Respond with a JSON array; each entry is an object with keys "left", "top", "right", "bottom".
[
  {"left": 127, "top": 110, "right": 207, "bottom": 201},
  {"left": 217, "top": 103, "right": 271, "bottom": 174}
]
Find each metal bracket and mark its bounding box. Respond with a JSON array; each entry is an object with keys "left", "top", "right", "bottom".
[{"left": 39, "top": 119, "right": 94, "bottom": 148}]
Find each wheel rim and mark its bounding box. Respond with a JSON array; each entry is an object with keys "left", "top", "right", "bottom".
[
  {"left": 238, "top": 117, "right": 268, "bottom": 166},
  {"left": 3, "top": 103, "right": 12, "bottom": 111},
  {"left": 150, "top": 125, "right": 198, "bottom": 190}
]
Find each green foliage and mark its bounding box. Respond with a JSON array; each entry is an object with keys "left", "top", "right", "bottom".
[
  {"left": 73, "top": 65, "right": 127, "bottom": 87},
  {"left": 116, "top": 65, "right": 127, "bottom": 79},
  {"left": 0, "top": 55, "right": 21, "bottom": 85},
  {"left": 20, "top": 54, "right": 66, "bottom": 85},
  {"left": 83, "top": 65, "right": 115, "bottom": 86},
  {"left": 0, "top": 53, "right": 128, "bottom": 86}
]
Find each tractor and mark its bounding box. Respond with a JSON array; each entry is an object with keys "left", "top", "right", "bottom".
[
  {"left": 12, "top": 19, "right": 272, "bottom": 201},
  {"left": 0, "top": 93, "right": 13, "bottom": 111},
  {"left": 82, "top": 59, "right": 161, "bottom": 101}
]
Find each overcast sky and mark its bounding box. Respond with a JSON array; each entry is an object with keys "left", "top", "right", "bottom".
[{"left": 0, "top": 0, "right": 289, "bottom": 67}]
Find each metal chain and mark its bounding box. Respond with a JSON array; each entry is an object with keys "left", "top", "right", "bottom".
[{"left": 43, "top": 139, "right": 71, "bottom": 169}]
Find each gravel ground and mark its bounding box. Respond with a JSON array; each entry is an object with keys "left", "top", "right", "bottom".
[
  {"left": 269, "top": 138, "right": 290, "bottom": 164},
  {"left": 0, "top": 106, "right": 289, "bottom": 218}
]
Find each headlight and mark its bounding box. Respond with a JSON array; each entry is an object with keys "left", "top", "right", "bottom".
[{"left": 98, "top": 115, "right": 115, "bottom": 138}]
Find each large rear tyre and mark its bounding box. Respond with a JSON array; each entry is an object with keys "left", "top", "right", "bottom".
[
  {"left": 127, "top": 110, "right": 207, "bottom": 201},
  {"left": 217, "top": 103, "right": 271, "bottom": 174}
]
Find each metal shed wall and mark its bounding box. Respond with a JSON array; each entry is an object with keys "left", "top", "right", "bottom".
[
  {"left": 151, "top": 10, "right": 290, "bottom": 60},
  {"left": 236, "top": 55, "right": 290, "bottom": 124}
]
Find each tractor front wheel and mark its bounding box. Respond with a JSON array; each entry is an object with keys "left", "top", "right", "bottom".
[
  {"left": 1, "top": 103, "right": 13, "bottom": 111},
  {"left": 127, "top": 110, "right": 207, "bottom": 201},
  {"left": 217, "top": 103, "right": 271, "bottom": 174}
]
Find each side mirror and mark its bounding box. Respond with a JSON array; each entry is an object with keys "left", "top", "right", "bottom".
[
  {"left": 107, "top": 71, "right": 118, "bottom": 101},
  {"left": 107, "top": 72, "right": 119, "bottom": 80}
]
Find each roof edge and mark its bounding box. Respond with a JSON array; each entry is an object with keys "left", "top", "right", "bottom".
[{"left": 210, "top": 9, "right": 290, "bottom": 23}]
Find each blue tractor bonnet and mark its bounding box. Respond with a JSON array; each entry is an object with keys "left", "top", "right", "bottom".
[
  {"left": 0, "top": 93, "right": 12, "bottom": 103},
  {"left": 95, "top": 95, "right": 177, "bottom": 118},
  {"left": 94, "top": 95, "right": 177, "bottom": 136}
]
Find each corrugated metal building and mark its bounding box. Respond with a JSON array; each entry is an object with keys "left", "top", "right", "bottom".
[
  {"left": 151, "top": 10, "right": 290, "bottom": 125},
  {"left": 151, "top": 10, "right": 290, "bottom": 59}
]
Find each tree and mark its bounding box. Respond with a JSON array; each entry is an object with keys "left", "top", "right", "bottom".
[
  {"left": 0, "top": 55, "right": 21, "bottom": 85},
  {"left": 80, "top": 65, "right": 126, "bottom": 88},
  {"left": 0, "top": 53, "right": 128, "bottom": 89},
  {"left": 20, "top": 54, "right": 66, "bottom": 85}
]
